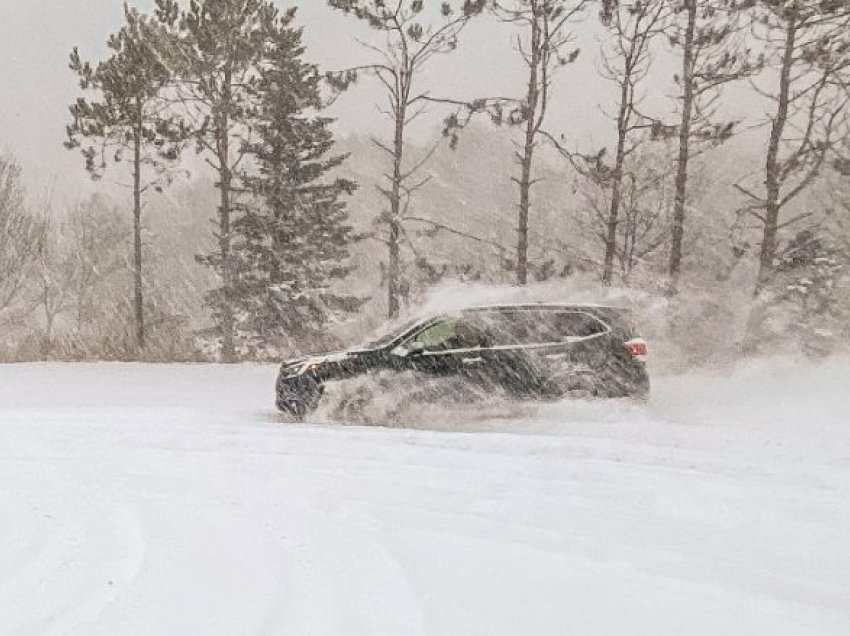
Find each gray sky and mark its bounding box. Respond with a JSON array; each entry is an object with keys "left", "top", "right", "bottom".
[{"left": 0, "top": 1, "right": 630, "bottom": 204}]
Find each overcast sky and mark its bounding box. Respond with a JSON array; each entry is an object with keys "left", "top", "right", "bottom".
[
  {"left": 11, "top": 0, "right": 801, "bottom": 215},
  {"left": 1, "top": 1, "right": 638, "bottom": 204}
]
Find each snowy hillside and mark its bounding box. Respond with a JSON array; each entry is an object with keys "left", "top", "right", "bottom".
[{"left": 1, "top": 359, "right": 849, "bottom": 635}]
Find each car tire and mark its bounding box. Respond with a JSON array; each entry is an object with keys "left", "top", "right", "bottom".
[{"left": 278, "top": 379, "right": 324, "bottom": 422}]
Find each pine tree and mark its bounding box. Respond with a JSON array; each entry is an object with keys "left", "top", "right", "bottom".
[
  {"left": 66, "top": 4, "right": 184, "bottom": 355},
  {"left": 232, "top": 11, "right": 361, "bottom": 358},
  {"left": 326, "top": 0, "right": 485, "bottom": 317},
  {"left": 489, "top": 0, "right": 590, "bottom": 286},
  {"left": 662, "top": 0, "right": 758, "bottom": 294},
  {"left": 735, "top": 1, "right": 850, "bottom": 294},
  {"left": 570, "top": 0, "right": 669, "bottom": 285},
  {"left": 153, "top": 0, "right": 279, "bottom": 362}
]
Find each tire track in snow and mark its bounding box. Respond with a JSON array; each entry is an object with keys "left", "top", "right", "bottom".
[{"left": 0, "top": 465, "right": 146, "bottom": 636}]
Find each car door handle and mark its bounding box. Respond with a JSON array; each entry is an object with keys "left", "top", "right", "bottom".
[{"left": 462, "top": 356, "right": 483, "bottom": 365}]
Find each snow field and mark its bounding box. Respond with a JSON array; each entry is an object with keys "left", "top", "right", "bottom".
[{"left": 0, "top": 358, "right": 849, "bottom": 635}]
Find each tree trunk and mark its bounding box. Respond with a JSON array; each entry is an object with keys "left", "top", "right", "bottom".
[
  {"left": 388, "top": 99, "right": 406, "bottom": 319},
  {"left": 218, "top": 138, "right": 236, "bottom": 362},
  {"left": 517, "top": 125, "right": 534, "bottom": 286},
  {"left": 516, "top": 13, "right": 542, "bottom": 287},
  {"left": 668, "top": 0, "right": 697, "bottom": 295},
  {"left": 603, "top": 80, "right": 631, "bottom": 285},
  {"left": 44, "top": 312, "right": 55, "bottom": 358},
  {"left": 756, "top": 16, "right": 796, "bottom": 293},
  {"left": 42, "top": 286, "right": 55, "bottom": 358},
  {"left": 132, "top": 107, "right": 145, "bottom": 356},
  {"left": 218, "top": 73, "right": 236, "bottom": 362}
]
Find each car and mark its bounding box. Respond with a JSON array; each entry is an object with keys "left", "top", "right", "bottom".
[{"left": 275, "top": 303, "right": 650, "bottom": 419}]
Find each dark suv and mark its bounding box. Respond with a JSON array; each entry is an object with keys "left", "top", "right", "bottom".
[{"left": 276, "top": 303, "right": 649, "bottom": 419}]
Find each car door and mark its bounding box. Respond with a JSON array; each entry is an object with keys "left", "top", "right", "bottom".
[
  {"left": 470, "top": 309, "right": 549, "bottom": 397},
  {"left": 526, "top": 310, "right": 612, "bottom": 396},
  {"left": 476, "top": 309, "right": 611, "bottom": 398},
  {"left": 401, "top": 316, "right": 495, "bottom": 387}
]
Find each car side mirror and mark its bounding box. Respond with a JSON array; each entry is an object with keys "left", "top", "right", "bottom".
[
  {"left": 390, "top": 341, "right": 426, "bottom": 358},
  {"left": 407, "top": 341, "right": 426, "bottom": 357}
]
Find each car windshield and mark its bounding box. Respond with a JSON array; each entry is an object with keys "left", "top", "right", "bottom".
[{"left": 360, "top": 317, "right": 425, "bottom": 349}]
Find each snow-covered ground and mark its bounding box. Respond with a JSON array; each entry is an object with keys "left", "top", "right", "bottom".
[{"left": 1, "top": 359, "right": 849, "bottom": 636}]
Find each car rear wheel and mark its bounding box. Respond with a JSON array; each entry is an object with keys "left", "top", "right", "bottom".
[{"left": 548, "top": 360, "right": 649, "bottom": 400}]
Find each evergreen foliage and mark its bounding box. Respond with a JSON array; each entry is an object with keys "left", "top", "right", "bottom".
[
  {"left": 152, "top": 0, "right": 361, "bottom": 359},
  {"left": 153, "top": 0, "right": 281, "bottom": 361},
  {"left": 233, "top": 15, "right": 362, "bottom": 357},
  {"left": 66, "top": 4, "right": 185, "bottom": 354},
  {"left": 737, "top": 1, "right": 850, "bottom": 292}
]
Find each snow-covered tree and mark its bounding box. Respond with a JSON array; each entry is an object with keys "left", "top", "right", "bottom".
[
  {"left": 753, "top": 229, "right": 848, "bottom": 356},
  {"left": 574, "top": 135, "right": 676, "bottom": 284}
]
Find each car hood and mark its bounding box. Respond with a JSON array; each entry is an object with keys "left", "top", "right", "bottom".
[{"left": 281, "top": 348, "right": 374, "bottom": 373}]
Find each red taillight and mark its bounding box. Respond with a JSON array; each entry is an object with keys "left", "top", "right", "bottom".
[{"left": 625, "top": 339, "right": 647, "bottom": 359}]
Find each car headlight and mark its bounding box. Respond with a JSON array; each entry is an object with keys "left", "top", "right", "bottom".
[{"left": 280, "top": 359, "right": 308, "bottom": 379}]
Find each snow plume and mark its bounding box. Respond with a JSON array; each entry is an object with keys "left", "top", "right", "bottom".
[
  {"left": 374, "top": 278, "right": 726, "bottom": 372},
  {"left": 380, "top": 272, "right": 848, "bottom": 372},
  {"left": 416, "top": 277, "right": 661, "bottom": 315},
  {"left": 316, "top": 355, "right": 850, "bottom": 452}
]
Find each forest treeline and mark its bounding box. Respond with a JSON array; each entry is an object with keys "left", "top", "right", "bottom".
[{"left": 1, "top": 0, "right": 850, "bottom": 364}]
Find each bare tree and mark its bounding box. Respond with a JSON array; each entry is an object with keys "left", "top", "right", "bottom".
[
  {"left": 0, "top": 156, "right": 39, "bottom": 314},
  {"left": 599, "top": 1, "right": 667, "bottom": 283},
  {"left": 573, "top": 134, "right": 674, "bottom": 282},
  {"left": 825, "top": 141, "right": 850, "bottom": 257},
  {"left": 735, "top": 1, "right": 850, "bottom": 293},
  {"left": 34, "top": 196, "right": 126, "bottom": 356},
  {"left": 33, "top": 223, "right": 73, "bottom": 354},
  {"left": 327, "top": 0, "right": 485, "bottom": 317},
  {"left": 834, "top": 115, "right": 850, "bottom": 178}
]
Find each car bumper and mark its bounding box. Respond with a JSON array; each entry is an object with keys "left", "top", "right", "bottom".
[{"left": 275, "top": 373, "right": 322, "bottom": 414}]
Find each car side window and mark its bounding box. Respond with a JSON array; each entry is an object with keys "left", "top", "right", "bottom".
[
  {"left": 411, "top": 319, "right": 489, "bottom": 352},
  {"left": 415, "top": 321, "right": 457, "bottom": 351},
  {"left": 481, "top": 312, "right": 533, "bottom": 346},
  {"left": 483, "top": 310, "right": 607, "bottom": 345}
]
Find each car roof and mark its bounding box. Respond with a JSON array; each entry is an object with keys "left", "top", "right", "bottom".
[
  {"left": 376, "top": 303, "right": 636, "bottom": 348},
  {"left": 456, "top": 302, "right": 631, "bottom": 313}
]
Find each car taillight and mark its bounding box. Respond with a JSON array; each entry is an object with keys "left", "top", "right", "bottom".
[{"left": 625, "top": 339, "right": 647, "bottom": 359}]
